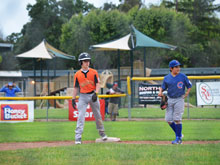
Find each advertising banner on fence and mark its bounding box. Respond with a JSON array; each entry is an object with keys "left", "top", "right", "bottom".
[
  {"left": 0, "top": 101, "right": 34, "bottom": 123},
  {"left": 138, "top": 83, "right": 162, "bottom": 104},
  {"left": 196, "top": 82, "right": 220, "bottom": 105},
  {"left": 69, "top": 99, "right": 105, "bottom": 121}
]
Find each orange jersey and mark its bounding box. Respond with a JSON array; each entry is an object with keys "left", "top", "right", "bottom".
[{"left": 74, "top": 68, "right": 100, "bottom": 93}]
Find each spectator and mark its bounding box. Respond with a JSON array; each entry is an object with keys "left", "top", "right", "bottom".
[
  {"left": 104, "top": 91, "right": 110, "bottom": 116},
  {"left": 0, "top": 82, "right": 21, "bottom": 97},
  {"left": 108, "top": 82, "right": 124, "bottom": 121}
]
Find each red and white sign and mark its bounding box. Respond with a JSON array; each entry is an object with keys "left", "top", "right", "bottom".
[
  {"left": 196, "top": 82, "right": 220, "bottom": 105},
  {"left": 69, "top": 99, "right": 105, "bottom": 121},
  {"left": 0, "top": 101, "right": 34, "bottom": 123}
]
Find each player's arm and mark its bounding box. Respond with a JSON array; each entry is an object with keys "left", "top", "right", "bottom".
[
  {"left": 94, "top": 73, "right": 100, "bottom": 94},
  {"left": 72, "top": 76, "right": 79, "bottom": 99},
  {"left": 94, "top": 82, "right": 100, "bottom": 94},
  {"left": 184, "top": 76, "right": 192, "bottom": 98},
  {"left": 72, "top": 87, "right": 78, "bottom": 99},
  {"left": 184, "top": 88, "right": 191, "bottom": 98},
  {"left": 0, "top": 85, "right": 7, "bottom": 92},
  {"left": 158, "top": 87, "right": 163, "bottom": 97},
  {"left": 158, "top": 79, "right": 167, "bottom": 97},
  {"left": 14, "top": 84, "right": 21, "bottom": 92}
]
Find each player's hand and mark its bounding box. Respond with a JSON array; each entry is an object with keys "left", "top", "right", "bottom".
[
  {"left": 160, "top": 95, "right": 168, "bottom": 110},
  {"left": 72, "top": 99, "right": 77, "bottom": 109},
  {"left": 183, "top": 92, "right": 189, "bottom": 98},
  {"left": 158, "top": 92, "right": 163, "bottom": 97},
  {"left": 92, "top": 93, "right": 97, "bottom": 102}
]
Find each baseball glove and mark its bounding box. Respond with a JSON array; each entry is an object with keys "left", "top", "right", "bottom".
[
  {"left": 160, "top": 95, "right": 168, "bottom": 110},
  {"left": 92, "top": 93, "right": 97, "bottom": 102},
  {"left": 72, "top": 99, "right": 77, "bottom": 109}
]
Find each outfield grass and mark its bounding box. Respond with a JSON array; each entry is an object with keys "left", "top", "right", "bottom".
[
  {"left": 34, "top": 107, "right": 220, "bottom": 119},
  {"left": 1, "top": 120, "right": 220, "bottom": 164},
  {"left": 0, "top": 143, "right": 219, "bottom": 165},
  {"left": 0, "top": 120, "right": 219, "bottom": 143},
  {"left": 119, "top": 107, "right": 220, "bottom": 119}
]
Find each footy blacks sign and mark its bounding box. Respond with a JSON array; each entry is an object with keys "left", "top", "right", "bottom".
[{"left": 138, "top": 83, "right": 161, "bottom": 104}]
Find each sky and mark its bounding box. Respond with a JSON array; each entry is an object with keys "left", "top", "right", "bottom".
[{"left": 0, "top": 0, "right": 219, "bottom": 39}]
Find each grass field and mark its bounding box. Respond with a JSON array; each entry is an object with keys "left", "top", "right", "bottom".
[
  {"left": 0, "top": 143, "right": 220, "bottom": 165},
  {"left": 1, "top": 107, "right": 220, "bottom": 165},
  {"left": 34, "top": 107, "right": 220, "bottom": 119},
  {"left": 0, "top": 120, "right": 220, "bottom": 142}
]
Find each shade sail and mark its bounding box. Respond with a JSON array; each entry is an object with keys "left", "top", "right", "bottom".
[
  {"left": 90, "top": 34, "right": 131, "bottom": 51},
  {"left": 16, "top": 40, "right": 75, "bottom": 60},
  {"left": 45, "top": 42, "right": 75, "bottom": 60},
  {"left": 16, "top": 40, "right": 52, "bottom": 59},
  {"left": 132, "top": 26, "right": 176, "bottom": 50}
]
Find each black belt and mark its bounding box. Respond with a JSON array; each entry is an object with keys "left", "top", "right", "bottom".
[
  {"left": 81, "top": 91, "right": 94, "bottom": 94},
  {"left": 169, "top": 96, "right": 182, "bottom": 98}
]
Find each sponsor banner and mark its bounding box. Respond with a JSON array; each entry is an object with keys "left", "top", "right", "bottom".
[
  {"left": 0, "top": 101, "right": 34, "bottom": 123},
  {"left": 69, "top": 99, "right": 105, "bottom": 121},
  {"left": 138, "top": 83, "right": 162, "bottom": 104},
  {"left": 196, "top": 82, "right": 220, "bottom": 105}
]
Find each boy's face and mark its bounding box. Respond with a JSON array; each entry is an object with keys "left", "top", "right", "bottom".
[
  {"left": 82, "top": 60, "right": 90, "bottom": 68},
  {"left": 170, "top": 65, "right": 180, "bottom": 75},
  {"left": 8, "top": 86, "right": 13, "bottom": 89}
]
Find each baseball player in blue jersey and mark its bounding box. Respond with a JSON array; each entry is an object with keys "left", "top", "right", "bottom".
[{"left": 158, "top": 60, "right": 192, "bottom": 144}]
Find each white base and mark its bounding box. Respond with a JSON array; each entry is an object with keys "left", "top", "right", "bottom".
[{"left": 95, "top": 137, "right": 121, "bottom": 143}]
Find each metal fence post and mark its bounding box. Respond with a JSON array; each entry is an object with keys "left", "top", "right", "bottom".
[{"left": 187, "top": 93, "right": 190, "bottom": 119}]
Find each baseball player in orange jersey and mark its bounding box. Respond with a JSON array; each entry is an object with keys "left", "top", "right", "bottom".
[{"left": 72, "top": 52, "right": 108, "bottom": 144}]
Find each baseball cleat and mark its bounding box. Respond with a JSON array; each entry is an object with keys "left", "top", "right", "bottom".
[
  {"left": 172, "top": 137, "right": 182, "bottom": 144},
  {"left": 101, "top": 134, "right": 108, "bottom": 141},
  {"left": 75, "top": 141, "right": 82, "bottom": 144},
  {"left": 100, "top": 132, "right": 108, "bottom": 141},
  {"left": 75, "top": 138, "right": 82, "bottom": 144},
  {"left": 102, "top": 135, "right": 108, "bottom": 141}
]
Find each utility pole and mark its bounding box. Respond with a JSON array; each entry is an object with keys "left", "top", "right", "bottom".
[{"left": 175, "top": 0, "right": 178, "bottom": 12}]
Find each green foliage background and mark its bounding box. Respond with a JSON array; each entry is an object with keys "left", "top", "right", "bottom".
[{"left": 2, "top": 0, "right": 220, "bottom": 70}]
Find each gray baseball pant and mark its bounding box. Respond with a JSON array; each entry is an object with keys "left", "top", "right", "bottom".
[
  {"left": 75, "top": 93, "right": 105, "bottom": 141},
  {"left": 165, "top": 96, "right": 184, "bottom": 122}
]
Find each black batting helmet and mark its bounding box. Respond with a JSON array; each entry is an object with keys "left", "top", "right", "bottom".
[{"left": 78, "top": 52, "right": 91, "bottom": 62}]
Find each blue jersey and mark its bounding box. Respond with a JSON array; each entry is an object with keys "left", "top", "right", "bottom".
[
  {"left": 0, "top": 86, "right": 21, "bottom": 97},
  {"left": 161, "top": 73, "right": 192, "bottom": 98}
]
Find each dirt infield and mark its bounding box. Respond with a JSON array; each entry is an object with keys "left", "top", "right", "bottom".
[{"left": 0, "top": 140, "right": 220, "bottom": 151}]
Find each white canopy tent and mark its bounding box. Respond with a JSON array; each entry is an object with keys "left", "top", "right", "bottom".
[
  {"left": 16, "top": 41, "right": 52, "bottom": 59},
  {"left": 91, "top": 34, "right": 131, "bottom": 51},
  {"left": 16, "top": 40, "right": 75, "bottom": 100},
  {"left": 16, "top": 40, "right": 75, "bottom": 60},
  {"left": 91, "top": 34, "right": 131, "bottom": 88}
]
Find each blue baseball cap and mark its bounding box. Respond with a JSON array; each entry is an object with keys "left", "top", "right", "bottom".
[
  {"left": 169, "top": 60, "right": 181, "bottom": 68},
  {"left": 8, "top": 82, "right": 13, "bottom": 86}
]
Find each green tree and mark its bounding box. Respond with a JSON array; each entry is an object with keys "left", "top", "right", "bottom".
[
  {"left": 7, "top": 0, "right": 94, "bottom": 70},
  {"left": 129, "top": 6, "right": 198, "bottom": 68},
  {"left": 119, "top": 0, "right": 142, "bottom": 12},
  {"left": 60, "top": 9, "right": 130, "bottom": 69},
  {"left": 102, "top": 2, "right": 117, "bottom": 11},
  {"left": 161, "top": 0, "right": 220, "bottom": 67}
]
